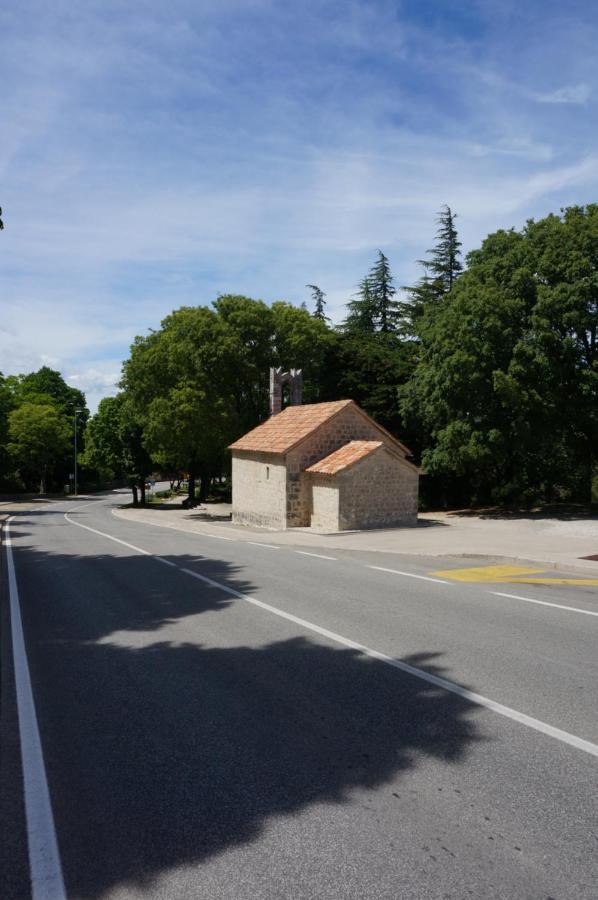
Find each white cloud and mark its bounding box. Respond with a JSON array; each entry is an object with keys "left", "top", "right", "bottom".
[{"left": 531, "top": 83, "right": 591, "bottom": 105}]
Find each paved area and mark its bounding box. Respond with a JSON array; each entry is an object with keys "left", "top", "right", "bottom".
[
  {"left": 1, "top": 492, "right": 597, "bottom": 898},
  {"left": 115, "top": 495, "right": 598, "bottom": 574}
]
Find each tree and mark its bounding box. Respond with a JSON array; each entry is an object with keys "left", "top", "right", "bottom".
[
  {"left": 0, "top": 206, "right": 4, "bottom": 230},
  {"left": 213, "top": 295, "right": 275, "bottom": 431},
  {"left": 402, "top": 206, "right": 463, "bottom": 334},
  {"left": 344, "top": 252, "right": 399, "bottom": 333},
  {"left": 306, "top": 284, "right": 328, "bottom": 322},
  {"left": 122, "top": 306, "right": 238, "bottom": 504},
  {"left": 320, "top": 330, "right": 416, "bottom": 435},
  {"left": 400, "top": 206, "right": 598, "bottom": 506},
  {"left": 0, "top": 374, "right": 14, "bottom": 484},
  {"left": 83, "top": 394, "right": 154, "bottom": 504},
  {"left": 7, "top": 366, "right": 89, "bottom": 462},
  {"left": 7, "top": 403, "right": 71, "bottom": 493},
  {"left": 344, "top": 277, "right": 377, "bottom": 332}
]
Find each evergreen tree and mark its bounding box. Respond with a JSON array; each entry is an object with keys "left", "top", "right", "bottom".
[
  {"left": 429, "top": 204, "right": 462, "bottom": 293},
  {"left": 368, "top": 250, "right": 398, "bottom": 332},
  {"left": 402, "top": 206, "right": 462, "bottom": 333},
  {"left": 344, "top": 252, "right": 398, "bottom": 333},
  {"left": 344, "top": 276, "right": 376, "bottom": 332},
  {"left": 306, "top": 284, "right": 328, "bottom": 321},
  {"left": 0, "top": 206, "right": 4, "bottom": 229}
]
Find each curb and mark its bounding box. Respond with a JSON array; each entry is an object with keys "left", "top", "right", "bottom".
[{"left": 112, "top": 508, "right": 598, "bottom": 578}]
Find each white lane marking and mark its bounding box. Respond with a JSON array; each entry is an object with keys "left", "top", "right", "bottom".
[
  {"left": 4, "top": 520, "right": 67, "bottom": 899},
  {"left": 63, "top": 514, "right": 598, "bottom": 759},
  {"left": 367, "top": 565, "right": 449, "bottom": 585},
  {"left": 64, "top": 513, "right": 151, "bottom": 555},
  {"left": 247, "top": 541, "right": 280, "bottom": 550},
  {"left": 295, "top": 551, "right": 337, "bottom": 561},
  {"left": 110, "top": 509, "right": 236, "bottom": 540},
  {"left": 492, "top": 591, "right": 598, "bottom": 618},
  {"left": 156, "top": 557, "right": 177, "bottom": 568}
]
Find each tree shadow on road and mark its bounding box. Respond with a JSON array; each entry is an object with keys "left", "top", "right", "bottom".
[{"left": 7, "top": 526, "right": 483, "bottom": 898}]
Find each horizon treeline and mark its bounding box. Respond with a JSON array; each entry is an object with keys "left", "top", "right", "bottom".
[{"left": 2, "top": 204, "right": 597, "bottom": 508}]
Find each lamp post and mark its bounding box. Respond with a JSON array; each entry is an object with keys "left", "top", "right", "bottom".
[{"left": 74, "top": 408, "right": 83, "bottom": 496}]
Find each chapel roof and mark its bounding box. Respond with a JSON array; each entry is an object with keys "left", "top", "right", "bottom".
[
  {"left": 229, "top": 398, "right": 414, "bottom": 457},
  {"left": 305, "top": 440, "right": 384, "bottom": 475},
  {"left": 229, "top": 400, "right": 353, "bottom": 454}
]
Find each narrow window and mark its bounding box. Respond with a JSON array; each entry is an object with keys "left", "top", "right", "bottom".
[{"left": 266, "top": 466, "right": 270, "bottom": 480}]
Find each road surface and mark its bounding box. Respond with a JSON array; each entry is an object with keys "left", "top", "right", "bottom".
[{"left": 1, "top": 492, "right": 597, "bottom": 898}]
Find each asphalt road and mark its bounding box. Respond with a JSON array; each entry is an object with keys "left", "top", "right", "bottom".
[{"left": 1, "top": 492, "right": 597, "bottom": 899}]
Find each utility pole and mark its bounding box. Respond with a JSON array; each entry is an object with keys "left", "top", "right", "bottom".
[{"left": 74, "top": 409, "right": 83, "bottom": 496}]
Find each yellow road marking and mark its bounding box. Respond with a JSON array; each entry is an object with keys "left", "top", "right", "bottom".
[
  {"left": 432, "top": 564, "right": 543, "bottom": 582},
  {"left": 431, "top": 564, "right": 598, "bottom": 587}
]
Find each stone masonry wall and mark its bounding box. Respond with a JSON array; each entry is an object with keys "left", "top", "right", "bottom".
[
  {"left": 309, "top": 475, "right": 339, "bottom": 531},
  {"left": 231, "top": 452, "right": 287, "bottom": 529},
  {"left": 285, "top": 405, "right": 398, "bottom": 527},
  {"left": 338, "top": 449, "right": 418, "bottom": 530}
]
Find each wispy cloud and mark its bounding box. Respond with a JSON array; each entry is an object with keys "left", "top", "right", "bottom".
[{"left": 531, "top": 83, "right": 591, "bottom": 105}]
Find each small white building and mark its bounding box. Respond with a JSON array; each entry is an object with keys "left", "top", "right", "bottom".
[{"left": 229, "top": 397, "right": 419, "bottom": 531}]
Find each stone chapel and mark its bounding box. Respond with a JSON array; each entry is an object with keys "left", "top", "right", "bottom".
[{"left": 229, "top": 368, "right": 420, "bottom": 531}]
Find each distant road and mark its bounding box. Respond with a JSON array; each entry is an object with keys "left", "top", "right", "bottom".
[{"left": 2, "top": 492, "right": 597, "bottom": 898}]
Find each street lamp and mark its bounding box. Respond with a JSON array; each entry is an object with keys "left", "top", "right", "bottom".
[{"left": 74, "top": 409, "right": 84, "bottom": 496}]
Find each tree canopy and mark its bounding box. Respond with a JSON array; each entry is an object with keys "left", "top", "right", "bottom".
[
  {"left": 401, "top": 205, "right": 598, "bottom": 505},
  {"left": 0, "top": 367, "right": 88, "bottom": 493},
  {"left": 7, "top": 402, "right": 72, "bottom": 494}
]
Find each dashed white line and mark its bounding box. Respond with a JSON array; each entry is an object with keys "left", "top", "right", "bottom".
[
  {"left": 248, "top": 541, "right": 280, "bottom": 550},
  {"left": 4, "top": 520, "right": 67, "bottom": 899},
  {"left": 61, "top": 512, "right": 598, "bottom": 758},
  {"left": 491, "top": 591, "right": 598, "bottom": 617},
  {"left": 367, "top": 565, "right": 450, "bottom": 585},
  {"left": 295, "top": 551, "right": 337, "bottom": 561}
]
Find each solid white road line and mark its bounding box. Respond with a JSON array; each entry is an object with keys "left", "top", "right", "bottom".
[
  {"left": 295, "top": 551, "right": 337, "bottom": 561},
  {"left": 4, "top": 520, "right": 67, "bottom": 900},
  {"left": 367, "top": 565, "right": 450, "bottom": 585},
  {"left": 492, "top": 591, "right": 598, "bottom": 618},
  {"left": 62, "top": 512, "right": 598, "bottom": 759},
  {"left": 64, "top": 513, "right": 152, "bottom": 555},
  {"left": 247, "top": 541, "right": 280, "bottom": 550}
]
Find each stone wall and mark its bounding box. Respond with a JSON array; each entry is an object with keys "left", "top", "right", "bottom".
[
  {"left": 309, "top": 475, "right": 339, "bottom": 531},
  {"left": 338, "top": 449, "right": 418, "bottom": 530},
  {"left": 285, "top": 405, "right": 398, "bottom": 526},
  {"left": 231, "top": 452, "right": 287, "bottom": 529}
]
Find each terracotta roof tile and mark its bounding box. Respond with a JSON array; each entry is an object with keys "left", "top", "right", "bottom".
[
  {"left": 305, "top": 440, "right": 383, "bottom": 475},
  {"left": 229, "top": 400, "right": 353, "bottom": 454}
]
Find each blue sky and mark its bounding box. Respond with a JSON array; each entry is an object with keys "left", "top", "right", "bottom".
[{"left": 1, "top": 0, "right": 597, "bottom": 410}]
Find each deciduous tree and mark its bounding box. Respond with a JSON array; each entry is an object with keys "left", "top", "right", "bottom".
[{"left": 7, "top": 402, "right": 71, "bottom": 493}]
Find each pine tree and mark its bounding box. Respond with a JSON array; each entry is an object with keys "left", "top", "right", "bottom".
[
  {"left": 344, "top": 276, "right": 377, "bottom": 332},
  {"left": 306, "top": 284, "right": 328, "bottom": 321},
  {"left": 429, "top": 204, "right": 462, "bottom": 292},
  {"left": 402, "top": 205, "right": 462, "bottom": 334},
  {"left": 344, "top": 252, "right": 399, "bottom": 333},
  {"left": 368, "top": 250, "right": 398, "bottom": 332}
]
